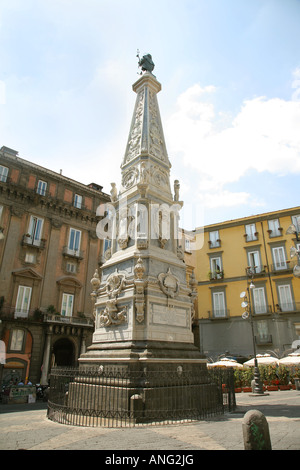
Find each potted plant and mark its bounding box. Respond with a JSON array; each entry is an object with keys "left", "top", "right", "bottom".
[
  {"left": 277, "top": 365, "right": 290, "bottom": 390},
  {"left": 266, "top": 365, "right": 279, "bottom": 390},
  {"left": 33, "top": 308, "right": 43, "bottom": 321},
  {"left": 241, "top": 369, "right": 253, "bottom": 392},
  {"left": 234, "top": 370, "right": 243, "bottom": 392}
]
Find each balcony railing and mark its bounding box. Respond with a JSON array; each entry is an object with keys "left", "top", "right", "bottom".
[
  {"left": 22, "top": 234, "right": 46, "bottom": 249},
  {"left": 246, "top": 265, "right": 267, "bottom": 277},
  {"left": 43, "top": 313, "right": 93, "bottom": 326},
  {"left": 208, "top": 309, "right": 230, "bottom": 320},
  {"left": 62, "top": 246, "right": 84, "bottom": 259},
  {"left": 209, "top": 270, "right": 224, "bottom": 281},
  {"left": 275, "top": 302, "right": 300, "bottom": 313},
  {"left": 270, "top": 259, "right": 296, "bottom": 273},
  {"left": 0, "top": 307, "right": 93, "bottom": 326},
  {"left": 253, "top": 304, "right": 273, "bottom": 315}
]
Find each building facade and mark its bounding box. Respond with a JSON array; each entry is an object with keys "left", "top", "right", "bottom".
[
  {"left": 0, "top": 146, "right": 109, "bottom": 385},
  {"left": 193, "top": 207, "right": 300, "bottom": 360}
]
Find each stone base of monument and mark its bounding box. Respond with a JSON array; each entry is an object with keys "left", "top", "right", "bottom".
[{"left": 55, "top": 344, "right": 222, "bottom": 426}]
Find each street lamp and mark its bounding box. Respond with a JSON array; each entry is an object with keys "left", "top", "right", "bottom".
[{"left": 240, "top": 281, "right": 264, "bottom": 395}]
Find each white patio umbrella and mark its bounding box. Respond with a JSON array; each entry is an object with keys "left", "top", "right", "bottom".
[
  {"left": 279, "top": 352, "right": 300, "bottom": 366},
  {"left": 207, "top": 357, "right": 244, "bottom": 369},
  {"left": 243, "top": 354, "right": 279, "bottom": 368}
]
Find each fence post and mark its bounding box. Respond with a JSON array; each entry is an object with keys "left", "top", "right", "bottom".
[{"left": 242, "top": 409, "right": 272, "bottom": 450}]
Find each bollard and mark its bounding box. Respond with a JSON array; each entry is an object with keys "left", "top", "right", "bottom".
[
  {"left": 130, "top": 394, "right": 144, "bottom": 423},
  {"left": 242, "top": 409, "right": 272, "bottom": 450}
]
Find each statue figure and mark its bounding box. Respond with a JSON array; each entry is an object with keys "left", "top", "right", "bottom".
[
  {"left": 137, "top": 50, "right": 155, "bottom": 74},
  {"left": 174, "top": 180, "right": 180, "bottom": 201},
  {"left": 110, "top": 182, "right": 117, "bottom": 202}
]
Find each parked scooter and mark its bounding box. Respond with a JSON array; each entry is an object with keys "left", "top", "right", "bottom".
[{"left": 35, "top": 384, "right": 49, "bottom": 401}]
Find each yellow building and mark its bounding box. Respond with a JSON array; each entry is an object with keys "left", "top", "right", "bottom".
[{"left": 193, "top": 206, "right": 300, "bottom": 360}]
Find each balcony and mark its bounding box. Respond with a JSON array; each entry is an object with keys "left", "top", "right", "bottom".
[
  {"left": 209, "top": 270, "right": 224, "bottom": 281},
  {"left": 244, "top": 233, "right": 259, "bottom": 242},
  {"left": 43, "top": 312, "right": 93, "bottom": 326},
  {"left": 208, "top": 309, "right": 230, "bottom": 320},
  {"left": 62, "top": 246, "right": 84, "bottom": 259},
  {"left": 270, "top": 259, "right": 296, "bottom": 273},
  {"left": 275, "top": 301, "right": 300, "bottom": 313},
  {"left": 208, "top": 239, "right": 221, "bottom": 249},
  {"left": 0, "top": 306, "right": 93, "bottom": 326},
  {"left": 253, "top": 304, "right": 273, "bottom": 315},
  {"left": 246, "top": 265, "right": 267, "bottom": 277},
  {"left": 22, "top": 234, "right": 46, "bottom": 250}
]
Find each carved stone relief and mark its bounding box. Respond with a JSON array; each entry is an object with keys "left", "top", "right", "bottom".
[
  {"left": 134, "top": 257, "right": 146, "bottom": 323},
  {"left": 105, "top": 271, "right": 126, "bottom": 298},
  {"left": 158, "top": 268, "right": 180, "bottom": 298},
  {"left": 99, "top": 299, "right": 127, "bottom": 327}
]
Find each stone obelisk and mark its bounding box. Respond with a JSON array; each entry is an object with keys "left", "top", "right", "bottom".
[
  {"left": 70, "top": 56, "right": 218, "bottom": 423},
  {"left": 80, "top": 57, "right": 202, "bottom": 367}
]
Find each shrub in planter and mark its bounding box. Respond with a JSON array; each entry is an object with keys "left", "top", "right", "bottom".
[{"left": 277, "top": 365, "right": 289, "bottom": 385}]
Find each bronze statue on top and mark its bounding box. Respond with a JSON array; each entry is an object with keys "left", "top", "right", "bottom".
[{"left": 137, "top": 50, "right": 155, "bottom": 74}]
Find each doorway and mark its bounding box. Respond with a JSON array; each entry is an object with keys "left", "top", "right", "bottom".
[{"left": 53, "top": 338, "right": 75, "bottom": 366}]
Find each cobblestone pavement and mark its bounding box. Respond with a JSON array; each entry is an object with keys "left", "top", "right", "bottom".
[{"left": 0, "top": 390, "right": 299, "bottom": 451}]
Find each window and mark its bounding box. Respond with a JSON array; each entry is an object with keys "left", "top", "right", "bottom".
[
  {"left": 278, "top": 285, "right": 294, "bottom": 312},
  {"left": 103, "top": 238, "right": 112, "bottom": 254},
  {"left": 26, "top": 216, "right": 43, "bottom": 246},
  {"left": 212, "top": 292, "right": 226, "bottom": 317},
  {"left": 268, "top": 219, "right": 281, "bottom": 237},
  {"left": 36, "top": 180, "right": 47, "bottom": 196},
  {"left": 61, "top": 293, "right": 74, "bottom": 317},
  {"left": 247, "top": 250, "right": 262, "bottom": 274},
  {"left": 292, "top": 215, "right": 300, "bottom": 233},
  {"left": 74, "top": 194, "right": 82, "bottom": 209},
  {"left": 245, "top": 223, "right": 258, "bottom": 241},
  {"left": 210, "top": 256, "right": 223, "bottom": 279},
  {"left": 15, "top": 286, "right": 32, "bottom": 317},
  {"left": 68, "top": 228, "right": 81, "bottom": 254},
  {"left": 185, "top": 238, "right": 191, "bottom": 252},
  {"left": 209, "top": 230, "right": 220, "bottom": 248},
  {"left": 66, "top": 262, "right": 76, "bottom": 274},
  {"left": 10, "top": 329, "right": 25, "bottom": 351},
  {"left": 272, "top": 246, "right": 287, "bottom": 270},
  {"left": 0, "top": 165, "right": 8, "bottom": 182},
  {"left": 256, "top": 320, "right": 271, "bottom": 343},
  {"left": 252, "top": 287, "right": 267, "bottom": 314},
  {"left": 25, "top": 253, "right": 36, "bottom": 264}
]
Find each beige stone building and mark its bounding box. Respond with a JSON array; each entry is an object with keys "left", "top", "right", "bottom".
[{"left": 0, "top": 146, "right": 109, "bottom": 385}]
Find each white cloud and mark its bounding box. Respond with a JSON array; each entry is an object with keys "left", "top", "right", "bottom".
[{"left": 165, "top": 76, "right": 300, "bottom": 210}]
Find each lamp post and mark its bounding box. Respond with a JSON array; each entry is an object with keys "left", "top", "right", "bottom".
[{"left": 240, "top": 281, "right": 264, "bottom": 395}]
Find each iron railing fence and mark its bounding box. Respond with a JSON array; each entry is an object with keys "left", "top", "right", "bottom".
[{"left": 47, "top": 366, "right": 235, "bottom": 428}]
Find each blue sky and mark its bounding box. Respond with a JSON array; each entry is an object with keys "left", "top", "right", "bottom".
[{"left": 0, "top": 0, "right": 300, "bottom": 229}]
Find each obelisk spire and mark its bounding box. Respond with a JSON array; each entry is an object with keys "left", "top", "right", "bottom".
[{"left": 120, "top": 54, "right": 172, "bottom": 201}]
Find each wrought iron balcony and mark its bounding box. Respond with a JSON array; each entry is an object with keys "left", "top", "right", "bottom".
[
  {"left": 275, "top": 301, "right": 300, "bottom": 313},
  {"left": 208, "top": 309, "right": 230, "bottom": 320},
  {"left": 270, "top": 259, "right": 296, "bottom": 273},
  {"left": 209, "top": 270, "right": 224, "bottom": 281},
  {"left": 246, "top": 265, "right": 267, "bottom": 277}
]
